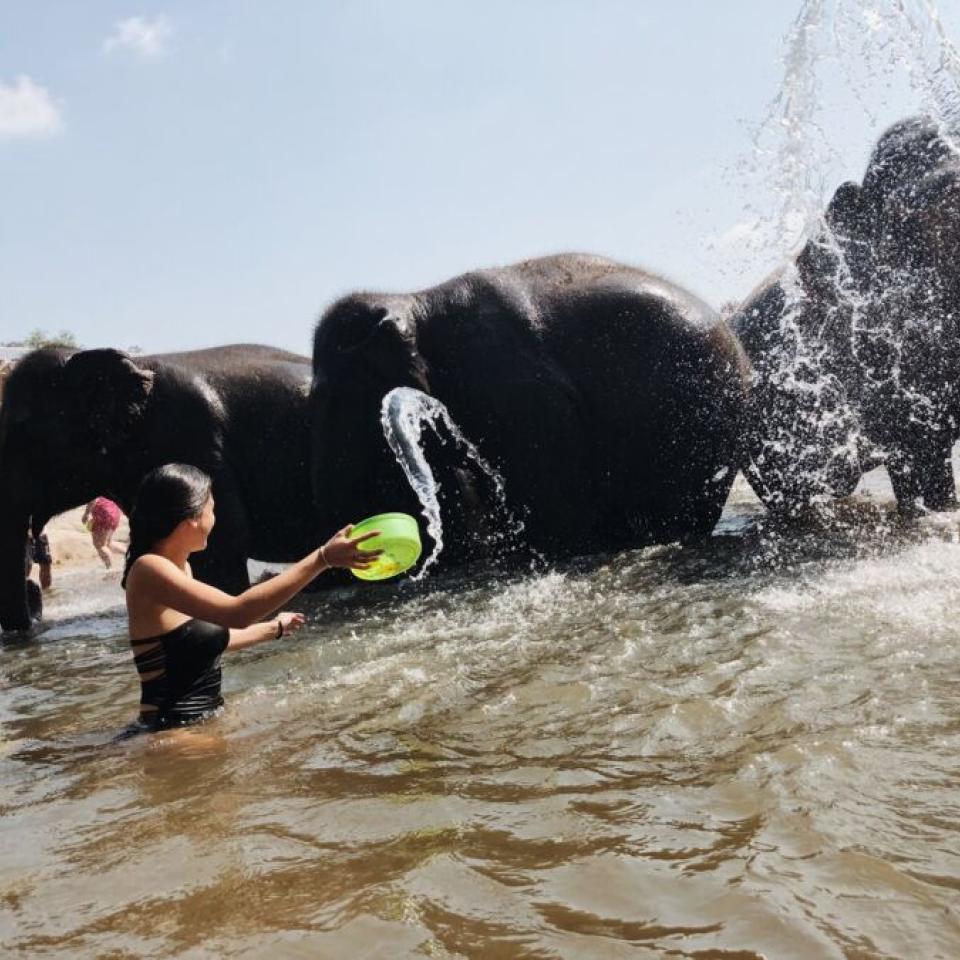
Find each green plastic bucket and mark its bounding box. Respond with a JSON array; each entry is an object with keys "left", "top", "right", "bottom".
[{"left": 349, "top": 512, "right": 422, "bottom": 581}]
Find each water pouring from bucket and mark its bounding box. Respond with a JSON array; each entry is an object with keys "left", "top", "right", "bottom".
[{"left": 376, "top": 386, "right": 525, "bottom": 579}]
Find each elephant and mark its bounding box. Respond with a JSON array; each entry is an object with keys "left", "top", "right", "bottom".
[
  {"left": 0, "top": 344, "right": 316, "bottom": 632},
  {"left": 309, "top": 253, "right": 750, "bottom": 565},
  {"left": 732, "top": 115, "right": 960, "bottom": 519}
]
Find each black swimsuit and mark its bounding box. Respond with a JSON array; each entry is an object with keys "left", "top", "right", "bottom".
[{"left": 131, "top": 619, "right": 230, "bottom": 730}]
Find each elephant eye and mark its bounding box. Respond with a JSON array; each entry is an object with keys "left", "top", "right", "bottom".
[
  {"left": 336, "top": 324, "right": 372, "bottom": 353},
  {"left": 335, "top": 306, "right": 389, "bottom": 354}
]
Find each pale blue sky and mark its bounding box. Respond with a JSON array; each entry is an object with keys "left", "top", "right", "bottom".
[{"left": 2, "top": 1, "right": 958, "bottom": 354}]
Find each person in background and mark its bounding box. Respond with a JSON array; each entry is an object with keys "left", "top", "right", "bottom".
[
  {"left": 82, "top": 496, "right": 126, "bottom": 569},
  {"left": 24, "top": 526, "right": 52, "bottom": 621},
  {"left": 27, "top": 528, "right": 53, "bottom": 591}
]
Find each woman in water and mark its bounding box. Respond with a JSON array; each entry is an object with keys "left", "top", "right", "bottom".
[{"left": 123, "top": 463, "right": 381, "bottom": 732}]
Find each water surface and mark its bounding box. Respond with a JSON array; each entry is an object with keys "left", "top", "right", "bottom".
[{"left": 3, "top": 469, "right": 960, "bottom": 958}]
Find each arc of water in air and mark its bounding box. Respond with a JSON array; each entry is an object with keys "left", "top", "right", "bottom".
[{"left": 380, "top": 386, "right": 523, "bottom": 579}]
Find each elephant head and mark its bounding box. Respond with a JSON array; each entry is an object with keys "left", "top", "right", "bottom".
[
  {"left": 0, "top": 348, "right": 154, "bottom": 630},
  {"left": 869, "top": 119, "right": 960, "bottom": 295},
  {"left": 310, "top": 294, "right": 497, "bottom": 559},
  {"left": 857, "top": 116, "right": 960, "bottom": 303},
  {"left": 310, "top": 294, "right": 431, "bottom": 529},
  {"left": 852, "top": 117, "right": 960, "bottom": 453}
]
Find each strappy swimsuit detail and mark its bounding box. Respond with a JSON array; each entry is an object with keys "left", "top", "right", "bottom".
[{"left": 131, "top": 619, "right": 230, "bottom": 730}]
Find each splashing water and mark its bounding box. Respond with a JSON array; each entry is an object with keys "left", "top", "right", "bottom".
[
  {"left": 380, "top": 387, "right": 524, "bottom": 578},
  {"left": 732, "top": 0, "right": 960, "bottom": 509},
  {"left": 740, "top": 0, "right": 960, "bottom": 261}
]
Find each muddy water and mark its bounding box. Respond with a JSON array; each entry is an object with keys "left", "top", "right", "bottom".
[{"left": 2, "top": 467, "right": 960, "bottom": 959}]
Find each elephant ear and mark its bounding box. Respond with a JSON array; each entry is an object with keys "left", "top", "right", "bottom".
[
  {"left": 825, "top": 181, "right": 869, "bottom": 240},
  {"left": 824, "top": 180, "right": 875, "bottom": 288},
  {"left": 879, "top": 171, "right": 960, "bottom": 279},
  {"left": 62, "top": 349, "right": 155, "bottom": 447},
  {"left": 794, "top": 182, "right": 868, "bottom": 299}
]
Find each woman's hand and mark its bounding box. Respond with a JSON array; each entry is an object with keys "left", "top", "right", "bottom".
[
  {"left": 278, "top": 611, "right": 305, "bottom": 636},
  {"left": 321, "top": 525, "right": 383, "bottom": 570},
  {"left": 227, "top": 610, "right": 306, "bottom": 650}
]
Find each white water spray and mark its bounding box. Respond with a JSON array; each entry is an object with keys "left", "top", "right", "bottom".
[
  {"left": 725, "top": 0, "right": 960, "bottom": 276},
  {"left": 380, "top": 387, "right": 523, "bottom": 579},
  {"left": 730, "top": 0, "right": 960, "bottom": 508}
]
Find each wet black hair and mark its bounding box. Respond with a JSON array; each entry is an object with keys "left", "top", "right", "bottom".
[{"left": 121, "top": 463, "right": 213, "bottom": 588}]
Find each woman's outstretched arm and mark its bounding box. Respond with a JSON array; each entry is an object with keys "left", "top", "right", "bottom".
[{"left": 126, "top": 526, "right": 380, "bottom": 629}]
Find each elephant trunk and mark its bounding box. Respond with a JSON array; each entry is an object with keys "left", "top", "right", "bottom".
[
  {"left": 0, "top": 508, "right": 31, "bottom": 632},
  {"left": 311, "top": 381, "right": 412, "bottom": 534}
]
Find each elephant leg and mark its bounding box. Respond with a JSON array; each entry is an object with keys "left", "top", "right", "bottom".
[
  {"left": 888, "top": 431, "right": 957, "bottom": 515},
  {"left": 637, "top": 463, "right": 732, "bottom": 546},
  {"left": 0, "top": 511, "right": 32, "bottom": 632},
  {"left": 918, "top": 440, "right": 958, "bottom": 511},
  {"left": 741, "top": 454, "right": 809, "bottom": 522},
  {"left": 26, "top": 579, "right": 43, "bottom": 621},
  {"left": 887, "top": 448, "right": 924, "bottom": 517},
  {"left": 678, "top": 465, "right": 738, "bottom": 544}
]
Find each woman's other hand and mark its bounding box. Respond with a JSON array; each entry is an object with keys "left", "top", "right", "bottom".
[
  {"left": 227, "top": 610, "right": 306, "bottom": 650},
  {"left": 278, "top": 611, "right": 305, "bottom": 636},
  {"left": 322, "top": 525, "right": 383, "bottom": 570}
]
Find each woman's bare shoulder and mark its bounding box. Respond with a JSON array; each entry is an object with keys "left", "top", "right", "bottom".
[{"left": 127, "top": 553, "right": 182, "bottom": 583}]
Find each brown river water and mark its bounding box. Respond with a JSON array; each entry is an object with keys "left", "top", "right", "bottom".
[{"left": 2, "top": 467, "right": 959, "bottom": 959}]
